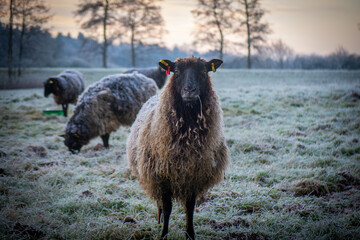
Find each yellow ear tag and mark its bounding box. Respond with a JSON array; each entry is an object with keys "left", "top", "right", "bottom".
[
  {"left": 160, "top": 59, "right": 168, "bottom": 66},
  {"left": 49, "top": 80, "right": 53, "bottom": 84},
  {"left": 211, "top": 63, "right": 216, "bottom": 72},
  {"left": 160, "top": 60, "right": 171, "bottom": 75}
]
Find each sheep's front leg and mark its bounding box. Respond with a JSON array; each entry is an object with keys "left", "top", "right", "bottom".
[
  {"left": 157, "top": 201, "right": 163, "bottom": 224},
  {"left": 185, "top": 194, "right": 196, "bottom": 240},
  {"left": 101, "top": 133, "right": 110, "bottom": 148},
  {"left": 62, "top": 104, "right": 68, "bottom": 117},
  {"left": 160, "top": 188, "right": 172, "bottom": 239}
]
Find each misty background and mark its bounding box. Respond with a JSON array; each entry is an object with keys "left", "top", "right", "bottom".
[{"left": 1, "top": 0, "right": 360, "bottom": 72}]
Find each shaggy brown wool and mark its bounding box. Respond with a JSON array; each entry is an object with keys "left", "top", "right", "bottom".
[{"left": 127, "top": 57, "right": 229, "bottom": 202}]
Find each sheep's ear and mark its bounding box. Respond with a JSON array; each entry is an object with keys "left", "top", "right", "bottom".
[
  {"left": 206, "top": 59, "right": 223, "bottom": 72},
  {"left": 59, "top": 134, "right": 65, "bottom": 138},
  {"left": 159, "top": 59, "right": 175, "bottom": 73}
]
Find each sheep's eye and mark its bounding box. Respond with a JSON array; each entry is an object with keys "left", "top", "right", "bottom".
[
  {"left": 203, "top": 70, "right": 207, "bottom": 74},
  {"left": 174, "top": 70, "right": 180, "bottom": 75}
]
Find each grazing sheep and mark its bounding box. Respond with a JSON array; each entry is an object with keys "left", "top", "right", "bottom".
[
  {"left": 124, "top": 66, "right": 168, "bottom": 89},
  {"left": 64, "top": 72, "right": 158, "bottom": 153},
  {"left": 127, "top": 57, "right": 230, "bottom": 239},
  {"left": 44, "top": 70, "right": 85, "bottom": 117}
]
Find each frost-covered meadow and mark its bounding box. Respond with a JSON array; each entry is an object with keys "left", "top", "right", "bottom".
[{"left": 1, "top": 69, "right": 360, "bottom": 239}]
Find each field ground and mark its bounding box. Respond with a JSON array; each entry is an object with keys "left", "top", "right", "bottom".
[{"left": 0, "top": 69, "right": 360, "bottom": 239}]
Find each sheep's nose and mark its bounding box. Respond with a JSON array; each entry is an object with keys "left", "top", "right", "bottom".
[{"left": 184, "top": 86, "right": 197, "bottom": 93}]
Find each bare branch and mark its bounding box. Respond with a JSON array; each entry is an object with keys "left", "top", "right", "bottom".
[
  {"left": 192, "top": 0, "right": 234, "bottom": 60},
  {"left": 233, "top": 0, "right": 271, "bottom": 68},
  {"left": 116, "top": 0, "right": 166, "bottom": 67}
]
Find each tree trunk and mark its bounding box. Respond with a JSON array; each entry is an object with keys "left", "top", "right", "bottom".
[
  {"left": 219, "top": 31, "right": 224, "bottom": 61},
  {"left": 18, "top": 15, "right": 26, "bottom": 76},
  {"left": 212, "top": 0, "right": 224, "bottom": 61},
  {"left": 8, "top": 0, "right": 14, "bottom": 78},
  {"left": 131, "top": 26, "right": 135, "bottom": 67},
  {"left": 280, "top": 58, "right": 284, "bottom": 69},
  {"left": 244, "top": 0, "right": 252, "bottom": 69},
  {"left": 102, "top": 0, "right": 109, "bottom": 68}
]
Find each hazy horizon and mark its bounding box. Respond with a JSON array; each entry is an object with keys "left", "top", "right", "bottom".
[{"left": 46, "top": 0, "right": 360, "bottom": 56}]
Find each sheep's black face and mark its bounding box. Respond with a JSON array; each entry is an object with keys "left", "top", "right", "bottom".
[
  {"left": 178, "top": 66, "right": 203, "bottom": 102},
  {"left": 44, "top": 78, "right": 59, "bottom": 97},
  {"left": 159, "top": 58, "right": 223, "bottom": 103},
  {"left": 64, "top": 133, "right": 83, "bottom": 154},
  {"left": 63, "top": 122, "right": 91, "bottom": 153}
]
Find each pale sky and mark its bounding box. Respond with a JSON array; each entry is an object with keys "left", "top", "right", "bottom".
[{"left": 47, "top": 0, "right": 360, "bottom": 55}]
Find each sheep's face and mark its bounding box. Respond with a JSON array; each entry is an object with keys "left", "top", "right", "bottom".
[
  {"left": 44, "top": 78, "right": 60, "bottom": 97},
  {"left": 159, "top": 58, "right": 222, "bottom": 102},
  {"left": 64, "top": 133, "right": 84, "bottom": 154},
  {"left": 63, "top": 125, "right": 90, "bottom": 153}
]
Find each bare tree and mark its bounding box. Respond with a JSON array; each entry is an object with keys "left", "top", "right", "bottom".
[
  {"left": 192, "top": 0, "right": 233, "bottom": 60},
  {"left": 75, "top": 0, "right": 119, "bottom": 68},
  {"left": 330, "top": 46, "right": 350, "bottom": 69},
  {"left": 7, "top": 0, "right": 14, "bottom": 78},
  {"left": 13, "top": 0, "right": 51, "bottom": 76},
  {"left": 0, "top": 0, "right": 6, "bottom": 18},
  {"left": 268, "top": 39, "right": 294, "bottom": 69},
  {"left": 234, "top": 0, "right": 271, "bottom": 69},
  {"left": 117, "top": 0, "right": 165, "bottom": 67}
]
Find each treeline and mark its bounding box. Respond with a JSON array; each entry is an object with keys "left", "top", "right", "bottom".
[
  {"left": 1, "top": 23, "right": 359, "bottom": 69},
  {"left": 0, "top": 23, "right": 189, "bottom": 68},
  {"left": 225, "top": 48, "right": 360, "bottom": 70},
  {"left": 1, "top": 0, "right": 360, "bottom": 71}
]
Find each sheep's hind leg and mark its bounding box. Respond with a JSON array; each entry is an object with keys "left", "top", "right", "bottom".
[
  {"left": 62, "top": 104, "right": 68, "bottom": 117},
  {"left": 185, "top": 194, "right": 196, "bottom": 240},
  {"left": 101, "top": 133, "right": 110, "bottom": 148},
  {"left": 160, "top": 187, "right": 172, "bottom": 239}
]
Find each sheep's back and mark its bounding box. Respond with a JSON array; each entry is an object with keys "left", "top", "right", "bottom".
[
  {"left": 102, "top": 73, "right": 158, "bottom": 125},
  {"left": 72, "top": 73, "right": 158, "bottom": 137},
  {"left": 124, "top": 67, "right": 167, "bottom": 89},
  {"left": 53, "top": 70, "right": 85, "bottom": 104}
]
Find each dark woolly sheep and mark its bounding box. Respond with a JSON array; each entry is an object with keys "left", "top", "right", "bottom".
[
  {"left": 44, "top": 70, "right": 85, "bottom": 117},
  {"left": 124, "top": 66, "right": 168, "bottom": 89},
  {"left": 127, "top": 57, "right": 230, "bottom": 239},
  {"left": 64, "top": 72, "right": 158, "bottom": 153}
]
